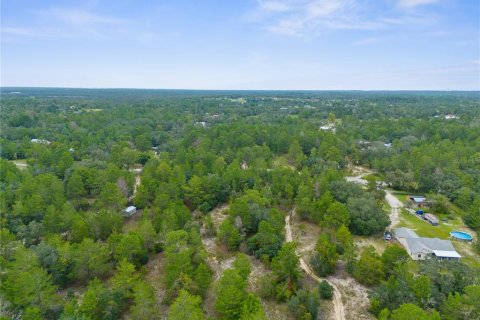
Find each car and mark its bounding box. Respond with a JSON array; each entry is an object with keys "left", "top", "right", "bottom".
[{"left": 384, "top": 231, "right": 392, "bottom": 241}]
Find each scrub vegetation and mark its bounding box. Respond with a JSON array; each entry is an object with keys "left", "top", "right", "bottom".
[{"left": 1, "top": 89, "right": 479, "bottom": 320}]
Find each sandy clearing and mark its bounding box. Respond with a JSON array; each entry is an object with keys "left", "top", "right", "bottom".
[{"left": 285, "top": 212, "right": 346, "bottom": 320}]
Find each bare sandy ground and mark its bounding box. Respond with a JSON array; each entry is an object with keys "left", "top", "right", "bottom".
[
  {"left": 285, "top": 212, "right": 346, "bottom": 320},
  {"left": 201, "top": 204, "right": 292, "bottom": 319},
  {"left": 288, "top": 207, "right": 375, "bottom": 320}
]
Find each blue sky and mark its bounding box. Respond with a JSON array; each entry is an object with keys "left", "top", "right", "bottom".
[{"left": 1, "top": 0, "right": 479, "bottom": 90}]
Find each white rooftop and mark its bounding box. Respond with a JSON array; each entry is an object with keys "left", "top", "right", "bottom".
[{"left": 432, "top": 250, "right": 461, "bottom": 258}]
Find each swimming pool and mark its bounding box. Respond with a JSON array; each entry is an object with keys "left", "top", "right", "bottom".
[{"left": 450, "top": 231, "right": 473, "bottom": 242}]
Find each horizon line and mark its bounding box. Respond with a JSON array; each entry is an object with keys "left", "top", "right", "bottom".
[{"left": 1, "top": 86, "right": 479, "bottom": 92}]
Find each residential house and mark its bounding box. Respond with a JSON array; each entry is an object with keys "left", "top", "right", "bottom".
[
  {"left": 445, "top": 114, "right": 459, "bottom": 120},
  {"left": 393, "top": 227, "right": 460, "bottom": 261}
]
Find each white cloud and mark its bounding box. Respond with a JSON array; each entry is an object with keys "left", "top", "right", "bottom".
[
  {"left": 259, "top": 1, "right": 292, "bottom": 13},
  {"left": 1, "top": 27, "right": 39, "bottom": 37},
  {"left": 255, "top": 0, "right": 355, "bottom": 36},
  {"left": 397, "top": 0, "right": 439, "bottom": 8},
  {"left": 250, "top": 0, "right": 440, "bottom": 36},
  {"left": 248, "top": 51, "right": 270, "bottom": 64},
  {"left": 2, "top": 7, "right": 128, "bottom": 40},
  {"left": 307, "top": 0, "right": 346, "bottom": 17},
  {"left": 353, "top": 37, "right": 381, "bottom": 45},
  {"left": 40, "top": 8, "right": 126, "bottom": 27}
]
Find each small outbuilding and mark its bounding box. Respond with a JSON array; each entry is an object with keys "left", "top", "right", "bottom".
[
  {"left": 424, "top": 213, "right": 439, "bottom": 226},
  {"left": 122, "top": 206, "right": 137, "bottom": 217},
  {"left": 409, "top": 195, "right": 426, "bottom": 207}
]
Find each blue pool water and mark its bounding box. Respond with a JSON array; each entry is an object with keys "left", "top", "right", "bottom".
[{"left": 450, "top": 231, "right": 473, "bottom": 241}]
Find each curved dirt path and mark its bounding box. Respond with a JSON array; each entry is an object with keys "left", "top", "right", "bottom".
[
  {"left": 285, "top": 212, "right": 346, "bottom": 320},
  {"left": 345, "top": 166, "right": 403, "bottom": 230}
]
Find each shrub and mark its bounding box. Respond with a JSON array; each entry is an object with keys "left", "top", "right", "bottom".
[{"left": 318, "top": 280, "right": 333, "bottom": 300}]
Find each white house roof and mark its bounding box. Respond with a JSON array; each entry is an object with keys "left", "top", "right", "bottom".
[
  {"left": 124, "top": 206, "right": 136, "bottom": 212},
  {"left": 432, "top": 250, "right": 461, "bottom": 258}
]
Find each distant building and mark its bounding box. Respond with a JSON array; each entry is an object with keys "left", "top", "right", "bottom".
[
  {"left": 384, "top": 143, "right": 392, "bottom": 148},
  {"left": 409, "top": 195, "right": 426, "bottom": 207},
  {"left": 195, "top": 121, "right": 207, "bottom": 128},
  {"left": 31, "top": 138, "right": 51, "bottom": 145},
  {"left": 424, "top": 213, "right": 439, "bottom": 226},
  {"left": 445, "top": 114, "right": 459, "bottom": 120},
  {"left": 393, "top": 227, "right": 460, "bottom": 261},
  {"left": 320, "top": 123, "right": 336, "bottom": 133},
  {"left": 122, "top": 206, "right": 137, "bottom": 217}
]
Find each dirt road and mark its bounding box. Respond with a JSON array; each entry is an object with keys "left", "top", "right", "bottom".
[
  {"left": 128, "top": 168, "right": 143, "bottom": 201},
  {"left": 385, "top": 190, "right": 403, "bottom": 229},
  {"left": 285, "top": 213, "right": 346, "bottom": 320},
  {"left": 345, "top": 166, "right": 403, "bottom": 230}
]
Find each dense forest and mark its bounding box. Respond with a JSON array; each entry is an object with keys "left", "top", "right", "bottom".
[{"left": 1, "top": 88, "right": 479, "bottom": 320}]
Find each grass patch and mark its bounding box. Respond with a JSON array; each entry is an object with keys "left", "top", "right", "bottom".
[
  {"left": 459, "top": 255, "right": 480, "bottom": 269},
  {"left": 397, "top": 209, "right": 462, "bottom": 239},
  {"left": 392, "top": 190, "right": 410, "bottom": 197},
  {"left": 354, "top": 235, "right": 388, "bottom": 254},
  {"left": 406, "top": 260, "right": 420, "bottom": 274},
  {"left": 10, "top": 159, "right": 28, "bottom": 170},
  {"left": 383, "top": 200, "right": 391, "bottom": 214},
  {"left": 363, "top": 173, "right": 385, "bottom": 181},
  {"left": 272, "top": 156, "right": 295, "bottom": 170}
]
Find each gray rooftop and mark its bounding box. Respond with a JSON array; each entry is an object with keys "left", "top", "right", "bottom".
[
  {"left": 394, "top": 227, "right": 419, "bottom": 239},
  {"left": 405, "top": 237, "right": 456, "bottom": 253},
  {"left": 424, "top": 213, "right": 439, "bottom": 223},
  {"left": 394, "top": 227, "right": 458, "bottom": 257}
]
